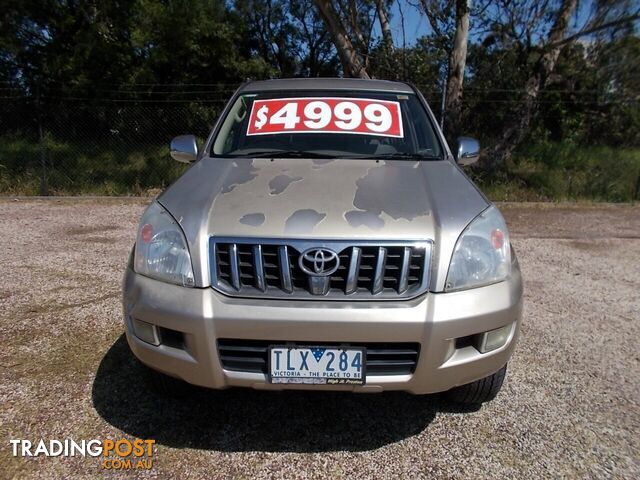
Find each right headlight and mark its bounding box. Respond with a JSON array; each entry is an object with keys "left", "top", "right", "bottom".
[
  {"left": 134, "top": 201, "right": 195, "bottom": 287},
  {"left": 445, "top": 205, "right": 511, "bottom": 292}
]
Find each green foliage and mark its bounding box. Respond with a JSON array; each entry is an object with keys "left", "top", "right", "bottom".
[
  {"left": 130, "top": 0, "right": 275, "bottom": 84},
  {"left": 461, "top": 34, "right": 640, "bottom": 151},
  {"left": 0, "top": 134, "right": 187, "bottom": 195},
  {"left": 1, "top": 1, "right": 639, "bottom": 200},
  {"left": 2, "top": 132, "right": 638, "bottom": 201},
  {"left": 471, "top": 141, "right": 640, "bottom": 202},
  {"left": 371, "top": 37, "right": 444, "bottom": 88}
]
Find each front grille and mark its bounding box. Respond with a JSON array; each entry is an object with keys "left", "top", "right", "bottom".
[
  {"left": 210, "top": 238, "right": 432, "bottom": 300},
  {"left": 218, "top": 339, "right": 420, "bottom": 375}
]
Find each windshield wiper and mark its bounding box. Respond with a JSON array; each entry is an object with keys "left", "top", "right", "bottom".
[
  {"left": 245, "top": 150, "right": 338, "bottom": 159},
  {"left": 346, "top": 152, "right": 442, "bottom": 161}
]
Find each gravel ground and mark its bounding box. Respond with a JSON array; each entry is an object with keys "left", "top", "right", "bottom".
[{"left": 0, "top": 199, "right": 638, "bottom": 479}]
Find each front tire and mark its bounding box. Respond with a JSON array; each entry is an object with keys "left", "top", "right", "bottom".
[{"left": 445, "top": 364, "right": 507, "bottom": 404}]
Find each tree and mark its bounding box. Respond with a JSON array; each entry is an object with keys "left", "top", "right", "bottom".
[
  {"left": 0, "top": 0, "right": 139, "bottom": 93},
  {"left": 480, "top": 0, "right": 640, "bottom": 168},
  {"left": 484, "top": 0, "right": 577, "bottom": 168},
  {"left": 419, "top": 0, "right": 471, "bottom": 137},
  {"left": 289, "top": 0, "right": 341, "bottom": 76},
  {"left": 444, "top": 0, "right": 470, "bottom": 137},
  {"left": 132, "top": 0, "right": 274, "bottom": 85},
  {"left": 313, "top": 0, "right": 372, "bottom": 78},
  {"left": 373, "top": 0, "right": 398, "bottom": 76},
  {"left": 233, "top": 0, "right": 298, "bottom": 76}
]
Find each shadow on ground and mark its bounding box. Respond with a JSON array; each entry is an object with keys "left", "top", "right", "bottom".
[{"left": 93, "top": 335, "right": 478, "bottom": 453}]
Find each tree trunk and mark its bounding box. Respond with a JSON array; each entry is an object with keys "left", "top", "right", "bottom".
[
  {"left": 375, "top": 0, "right": 396, "bottom": 77},
  {"left": 444, "top": 0, "right": 470, "bottom": 139},
  {"left": 313, "top": 0, "right": 370, "bottom": 78},
  {"left": 376, "top": 0, "right": 393, "bottom": 49},
  {"left": 483, "top": 0, "right": 578, "bottom": 169}
]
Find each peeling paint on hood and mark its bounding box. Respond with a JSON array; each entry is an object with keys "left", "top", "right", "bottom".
[
  {"left": 158, "top": 156, "right": 488, "bottom": 289},
  {"left": 239, "top": 212, "right": 265, "bottom": 227},
  {"left": 269, "top": 174, "right": 303, "bottom": 195}
]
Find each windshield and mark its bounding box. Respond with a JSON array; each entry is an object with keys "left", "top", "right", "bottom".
[{"left": 211, "top": 90, "right": 443, "bottom": 159}]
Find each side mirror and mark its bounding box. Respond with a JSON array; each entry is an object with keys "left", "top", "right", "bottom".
[
  {"left": 170, "top": 135, "right": 198, "bottom": 163},
  {"left": 455, "top": 137, "right": 480, "bottom": 166}
]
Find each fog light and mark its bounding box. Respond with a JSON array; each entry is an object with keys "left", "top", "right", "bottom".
[
  {"left": 476, "top": 323, "right": 513, "bottom": 353},
  {"left": 131, "top": 318, "right": 160, "bottom": 346}
]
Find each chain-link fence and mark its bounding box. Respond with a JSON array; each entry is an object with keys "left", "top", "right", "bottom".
[
  {"left": 0, "top": 98, "right": 227, "bottom": 195},
  {"left": 1, "top": 92, "right": 639, "bottom": 200}
]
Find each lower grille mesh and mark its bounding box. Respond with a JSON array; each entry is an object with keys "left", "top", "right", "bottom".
[{"left": 218, "top": 339, "right": 420, "bottom": 376}]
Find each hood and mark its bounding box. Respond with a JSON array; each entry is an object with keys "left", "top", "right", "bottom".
[{"left": 159, "top": 156, "right": 489, "bottom": 290}]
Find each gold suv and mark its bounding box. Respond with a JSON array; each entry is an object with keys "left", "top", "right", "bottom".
[{"left": 122, "top": 78, "right": 523, "bottom": 404}]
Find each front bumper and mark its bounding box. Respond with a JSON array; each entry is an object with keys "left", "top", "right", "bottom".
[{"left": 122, "top": 267, "right": 523, "bottom": 395}]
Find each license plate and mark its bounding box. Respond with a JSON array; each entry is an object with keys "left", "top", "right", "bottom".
[{"left": 268, "top": 346, "right": 366, "bottom": 385}]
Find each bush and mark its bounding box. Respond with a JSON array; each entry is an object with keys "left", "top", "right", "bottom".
[
  {"left": 473, "top": 141, "right": 640, "bottom": 202},
  {"left": 2, "top": 135, "right": 639, "bottom": 201},
  {"left": 0, "top": 134, "right": 187, "bottom": 195}
]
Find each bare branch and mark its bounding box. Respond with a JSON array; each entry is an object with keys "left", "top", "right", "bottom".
[
  {"left": 548, "top": 12, "right": 640, "bottom": 49},
  {"left": 419, "top": 0, "right": 445, "bottom": 37},
  {"left": 313, "top": 0, "right": 370, "bottom": 78},
  {"left": 376, "top": 0, "right": 394, "bottom": 49}
]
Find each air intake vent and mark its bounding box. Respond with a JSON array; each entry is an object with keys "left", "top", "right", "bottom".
[
  {"left": 210, "top": 238, "right": 432, "bottom": 300},
  {"left": 217, "top": 339, "right": 420, "bottom": 375}
]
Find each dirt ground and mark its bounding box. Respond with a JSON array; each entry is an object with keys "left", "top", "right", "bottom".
[{"left": 1, "top": 199, "right": 638, "bottom": 479}]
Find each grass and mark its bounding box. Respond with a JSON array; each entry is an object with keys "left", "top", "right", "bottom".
[
  {"left": 473, "top": 142, "right": 640, "bottom": 202},
  {"left": 0, "top": 134, "right": 187, "bottom": 196},
  {"left": 1, "top": 134, "right": 639, "bottom": 201}
]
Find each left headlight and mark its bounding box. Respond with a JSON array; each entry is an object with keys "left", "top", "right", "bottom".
[
  {"left": 445, "top": 205, "right": 511, "bottom": 292},
  {"left": 134, "top": 202, "right": 195, "bottom": 287}
]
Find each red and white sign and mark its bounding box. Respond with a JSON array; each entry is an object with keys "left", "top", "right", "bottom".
[{"left": 246, "top": 97, "right": 404, "bottom": 138}]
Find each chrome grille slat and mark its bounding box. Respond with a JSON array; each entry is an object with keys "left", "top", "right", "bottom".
[
  {"left": 252, "top": 245, "right": 266, "bottom": 292},
  {"left": 398, "top": 246, "right": 411, "bottom": 294},
  {"left": 372, "top": 247, "right": 387, "bottom": 294},
  {"left": 278, "top": 245, "right": 293, "bottom": 293},
  {"left": 345, "top": 246, "right": 361, "bottom": 295},
  {"left": 209, "top": 238, "right": 432, "bottom": 300},
  {"left": 228, "top": 243, "right": 240, "bottom": 291}
]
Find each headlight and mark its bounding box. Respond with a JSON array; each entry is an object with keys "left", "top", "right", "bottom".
[
  {"left": 445, "top": 205, "right": 511, "bottom": 291},
  {"left": 134, "top": 202, "right": 195, "bottom": 286}
]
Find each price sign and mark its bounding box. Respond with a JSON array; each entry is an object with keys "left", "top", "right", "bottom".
[{"left": 246, "top": 97, "right": 403, "bottom": 138}]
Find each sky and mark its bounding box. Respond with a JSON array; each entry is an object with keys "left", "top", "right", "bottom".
[{"left": 385, "top": 2, "right": 425, "bottom": 46}]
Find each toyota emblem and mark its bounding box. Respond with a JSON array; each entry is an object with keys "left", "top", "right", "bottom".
[{"left": 299, "top": 248, "right": 340, "bottom": 277}]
